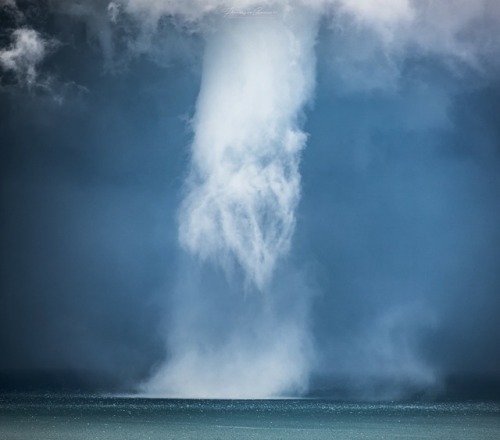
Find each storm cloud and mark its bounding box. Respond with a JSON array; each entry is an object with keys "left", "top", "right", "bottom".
[{"left": 1, "top": 0, "right": 500, "bottom": 399}]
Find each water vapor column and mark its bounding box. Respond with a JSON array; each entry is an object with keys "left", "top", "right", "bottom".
[
  {"left": 180, "top": 8, "right": 318, "bottom": 290},
  {"left": 144, "top": 7, "right": 319, "bottom": 398}
]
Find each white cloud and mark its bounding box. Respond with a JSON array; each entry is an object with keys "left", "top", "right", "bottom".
[
  {"left": 139, "top": 5, "right": 319, "bottom": 398},
  {"left": 178, "top": 10, "right": 318, "bottom": 289},
  {"left": 0, "top": 28, "right": 48, "bottom": 88}
]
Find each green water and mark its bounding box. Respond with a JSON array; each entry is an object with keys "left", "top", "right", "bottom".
[{"left": 1, "top": 395, "right": 499, "bottom": 439}]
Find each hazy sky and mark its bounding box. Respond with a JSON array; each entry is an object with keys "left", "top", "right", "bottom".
[{"left": 1, "top": 0, "right": 500, "bottom": 399}]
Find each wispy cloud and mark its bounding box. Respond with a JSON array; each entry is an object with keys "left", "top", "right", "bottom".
[{"left": 0, "top": 28, "right": 49, "bottom": 88}]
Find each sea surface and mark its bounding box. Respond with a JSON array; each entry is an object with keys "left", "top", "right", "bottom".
[{"left": 1, "top": 394, "right": 499, "bottom": 439}]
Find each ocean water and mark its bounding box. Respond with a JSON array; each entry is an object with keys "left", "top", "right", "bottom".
[{"left": 1, "top": 394, "right": 499, "bottom": 439}]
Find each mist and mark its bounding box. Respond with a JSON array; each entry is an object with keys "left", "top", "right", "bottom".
[{"left": 1, "top": 0, "right": 500, "bottom": 400}]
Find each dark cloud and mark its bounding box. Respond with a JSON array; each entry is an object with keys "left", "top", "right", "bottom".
[
  {"left": 298, "top": 50, "right": 500, "bottom": 397},
  {"left": 0, "top": 13, "right": 199, "bottom": 388}
]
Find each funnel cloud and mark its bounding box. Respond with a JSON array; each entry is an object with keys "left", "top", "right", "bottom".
[{"left": 179, "top": 10, "right": 317, "bottom": 289}]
